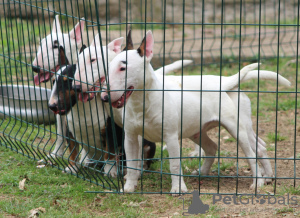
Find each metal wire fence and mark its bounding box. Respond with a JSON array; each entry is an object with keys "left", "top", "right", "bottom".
[{"left": 0, "top": 0, "right": 299, "bottom": 195}]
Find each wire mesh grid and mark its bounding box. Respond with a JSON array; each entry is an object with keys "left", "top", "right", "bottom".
[{"left": 0, "top": 0, "right": 299, "bottom": 195}]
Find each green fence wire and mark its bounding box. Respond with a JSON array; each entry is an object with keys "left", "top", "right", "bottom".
[{"left": 0, "top": 0, "right": 299, "bottom": 195}]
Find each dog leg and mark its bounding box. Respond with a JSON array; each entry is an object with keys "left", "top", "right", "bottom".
[
  {"left": 229, "top": 92, "right": 273, "bottom": 183},
  {"left": 221, "top": 115, "right": 265, "bottom": 189},
  {"left": 122, "top": 133, "right": 140, "bottom": 193},
  {"left": 124, "top": 137, "right": 155, "bottom": 181},
  {"left": 190, "top": 131, "right": 216, "bottom": 175},
  {"left": 63, "top": 134, "right": 80, "bottom": 174},
  {"left": 249, "top": 130, "right": 273, "bottom": 184},
  {"left": 188, "top": 143, "right": 206, "bottom": 157},
  {"left": 165, "top": 135, "right": 188, "bottom": 195},
  {"left": 53, "top": 114, "right": 67, "bottom": 157},
  {"left": 104, "top": 126, "right": 118, "bottom": 178},
  {"left": 104, "top": 119, "right": 126, "bottom": 178},
  {"left": 41, "top": 114, "right": 67, "bottom": 165},
  {"left": 143, "top": 139, "right": 156, "bottom": 169}
]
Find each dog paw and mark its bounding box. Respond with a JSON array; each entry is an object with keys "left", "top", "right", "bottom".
[
  {"left": 63, "top": 165, "right": 79, "bottom": 174},
  {"left": 170, "top": 184, "right": 188, "bottom": 196},
  {"left": 104, "top": 164, "right": 119, "bottom": 178},
  {"left": 121, "top": 180, "right": 138, "bottom": 193},
  {"left": 37, "top": 159, "right": 47, "bottom": 165},
  {"left": 250, "top": 178, "right": 265, "bottom": 190},
  {"left": 109, "top": 166, "right": 118, "bottom": 178},
  {"left": 43, "top": 153, "right": 63, "bottom": 165},
  {"left": 264, "top": 175, "right": 274, "bottom": 185}
]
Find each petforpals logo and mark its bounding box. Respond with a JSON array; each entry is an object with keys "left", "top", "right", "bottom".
[
  {"left": 180, "top": 191, "right": 298, "bottom": 215},
  {"left": 213, "top": 193, "right": 298, "bottom": 205}
]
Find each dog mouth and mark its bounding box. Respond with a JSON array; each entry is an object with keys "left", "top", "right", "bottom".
[
  {"left": 55, "top": 109, "right": 66, "bottom": 115},
  {"left": 49, "top": 106, "right": 66, "bottom": 115},
  {"left": 77, "top": 77, "right": 105, "bottom": 103},
  {"left": 111, "top": 86, "right": 134, "bottom": 108},
  {"left": 34, "top": 65, "right": 60, "bottom": 85}
]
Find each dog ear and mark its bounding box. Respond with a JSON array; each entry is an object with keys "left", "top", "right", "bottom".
[
  {"left": 91, "top": 34, "right": 100, "bottom": 47},
  {"left": 107, "top": 37, "right": 124, "bottom": 54},
  {"left": 69, "top": 18, "right": 85, "bottom": 44},
  {"left": 137, "top": 31, "right": 154, "bottom": 60},
  {"left": 123, "top": 29, "right": 134, "bottom": 51},
  {"left": 52, "top": 15, "right": 62, "bottom": 33},
  {"left": 79, "top": 44, "right": 87, "bottom": 54},
  {"left": 58, "top": 46, "right": 70, "bottom": 66}
]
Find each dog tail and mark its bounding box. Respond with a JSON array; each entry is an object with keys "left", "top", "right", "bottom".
[
  {"left": 155, "top": 60, "right": 193, "bottom": 75},
  {"left": 222, "top": 63, "right": 291, "bottom": 90},
  {"left": 241, "top": 70, "right": 291, "bottom": 87}
]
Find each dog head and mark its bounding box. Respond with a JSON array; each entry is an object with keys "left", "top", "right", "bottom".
[
  {"left": 32, "top": 15, "right": 85, "bottom": 85},
  {"left": 48, "top": 46, "right": 86, "bottom": 115},
  {"left": 101, "top": 30, "right": 154, "bottom": 108},
  {"left": 72, "top": 34, "right": 124, "bottom": 102}
]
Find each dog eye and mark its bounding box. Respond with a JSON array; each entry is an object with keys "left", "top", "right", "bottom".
[
  {"left": 120, "top": 67, "right": 126, "bottom": 71},
  {"left": 91, "top": 59, "right": 96, "bottom": 63},
  {"left": 53, "top": 45, "right": 58, "bottom": 49}
]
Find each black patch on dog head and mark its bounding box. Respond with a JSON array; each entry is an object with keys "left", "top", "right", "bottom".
[
  {"left": 58, "top": 46, "right": 70, "bottom": 66},
  {"left": 54, "top": 65, "right": 77, "bottom": 115},
  {"left": 123, "top": 29, "right": 134, "bottom": 51},
  {"left": 79, "top": 44, "right": 87, "bottom": 54},
  {"left": 137, "top": 35, "right": 146, "bottom": 57}
]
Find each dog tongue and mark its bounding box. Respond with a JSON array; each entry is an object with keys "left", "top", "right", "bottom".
[
  {"left": 34, "top": 72, "right": 51, "bottom": 85},
  {"left": 112, "top": 101, "right": 121, "bottom": 108},
  {"left": 34, "top": 75, "right": 40, "bottom": 85},
  {"left": 78, "top": 93, "right": 90, "bottom": 103}
]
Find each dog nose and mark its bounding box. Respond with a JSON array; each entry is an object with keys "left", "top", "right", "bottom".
[
  {"left": 101, "top": 93, "right": 109, "bottom": 102},
  {"left": 73, "top": 85, "right": 82, "bottom": 92},
  {"left": 32, "top": 65, "right": 40, "bottom": 73},
  {"left": 48, "top": 103, "right": 58, "bottom": 112}
]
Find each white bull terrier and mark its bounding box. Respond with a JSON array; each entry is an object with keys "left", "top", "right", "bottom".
[
  {"left": 32, "top": 15, "right": 86, "bottom": 163},
  {"left": 32, "top": 16, "right": 124, "bottom": 165},
  {"left": 100, "top": 31, "right": 291, "bottom": 194}
]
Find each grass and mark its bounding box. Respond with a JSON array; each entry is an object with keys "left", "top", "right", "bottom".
[
  {"left": 224, "top": 137, "right": 235, "bottom": 143},
  {"left": 1, "top": 145, "right": 245, "bottom": 217},
  {"left": 275, "top": 207, "right": 294, "bottom": 215},
  {"left": 266, "top": 145, "right": 275, "bottom": 152},
  {"left": 278, "top": 186, "right": 300, "bottom": 196},
  {"left": 212, "top": 160, "right": 235, "bottom": 173},
  {"left": 0, "top": 146, "right": 183, "bottom": 217},
  {"left": 267, "top": 132, "right": 287, "bottom": 143}
]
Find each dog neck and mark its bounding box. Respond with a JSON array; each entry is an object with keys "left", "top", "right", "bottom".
[{"left": 129, "top": 63, "right": 161, "bottom": 107}]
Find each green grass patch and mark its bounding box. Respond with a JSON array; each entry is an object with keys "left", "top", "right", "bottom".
[
  {"left": 278, "top": 186, "right": 300, "bottom": 196},
  {"left": 225, "top": 137, "right": 235, "bottom": 143},
  {"left": 266, "top": 145, "right": 275, "bottom": 151},
  {"left": 267, "top": 132, "right": 287, "bottom": 143},
  {"left": 275, "top": 207, "right": 294, "bottom": 215},
  {"left": 212, "top": 160, "right": 235, "bottom": 173},
  {"left": 0, "top": 146, "right": 187, "bottom": 217}
]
